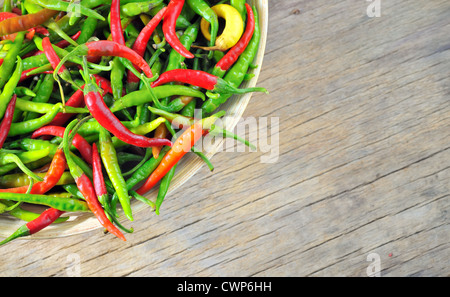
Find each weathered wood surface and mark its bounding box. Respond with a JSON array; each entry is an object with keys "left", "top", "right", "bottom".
[{"left": 0, "top": 0, "right": 449, "bottom": 277}]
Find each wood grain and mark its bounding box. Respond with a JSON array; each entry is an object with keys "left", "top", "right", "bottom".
[{"left": 0, "top": 0, "right": 449, "bottom": 277}]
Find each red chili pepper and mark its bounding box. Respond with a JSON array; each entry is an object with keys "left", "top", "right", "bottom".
[
  {"left": 81, "top": 65, "right": 172, "bottom": 148},
  {"left": 215, "top": 4, "right": 255, "bottom": 72},
  {"left": 63, "top": 121, "right": 126, "bottom": 241},
  {"left": 0, "top": 208, "right": 65, "bottom": 246},
  {"left": 31, "top": 126, "right": 93, "bottom": 164},
  {"left": 163, "top": 0, "right": 194, "bottom": 59},
  {"left": 151, "top": 69, "right": 267, "bottom": 95},
  {"left": 42, "top": 37, "right": 73, "bottom": 85},
  {"left": 136, "top": 114, "right": 221, "bottom": 195},
  {"left": 0, "top": 94, "right": 16, "bottom": 150},
  {"left": 110, "top": 0, "right": 125, "bottom": 45},
  {"left": 0, "top": 148, "right": 66, "bottom": 194},
  {"left": 92, "top": 143, "right": 108, "bottom": 198},
  {"left": 127, "top": 6, "right": 167, "bottom": 87}
]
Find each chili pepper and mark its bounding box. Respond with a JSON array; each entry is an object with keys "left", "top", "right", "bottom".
[
  {"left": 151, "top": 69, "right": 267, "bottom": 96},
  {"left": 99, "top": 126, "right": 133, "bottom": 222},
  {"left": 136, "top": 112, "right": 223, "bottom": 195},
  {"left": 22, "top": 53, "right": 48, "bottom": 71},
  {"left": 202, "top": 5, "right": 260, "bottom": 114},
  {"left": 0, "top": 149, "right": 50, "bottom": 167},
  {"left": 0, "top": 192, "right": 89, "bottom": 212},
  {"left": 0, "top": 146, "right": 66, "bottom": 194},
  {"left": 186, "top": 0, "right": 218, "bottom": 59},
  {"left": 8, "top": 103, "right": 62, "bottom": 137},
  {"left": 0, "top": 9, "right": 58, "bottom": 37},
  {"left": 0, "top": 208, "right": 65, "bottom": 246},
  {"left": 92, "top": 141, "right": 130, "bottom": 233},
  {"left": 163, "top": 0, "right": 195, "bottom": 59},
  {"left": 109, "top": 85, "right": 205, "bottom": 112},
  {"left": 0, "top": 94, "right": 16, "bottom": 150},
  {"left": 24, "top": 73, "right": 54, "bottom": 121},
  {"left": 31, "top": 126, "right": 93, "bottom": 164},
  {"left": 110, "top": 0, "right": 125, "bottom": 46},
  {"left": 41, "top": 37, "right": 75, "bottom": 90},
  {"left": 14, "top": 98, "right": 87, "bottom": 115},
  {"left": 212, "top": 3, "right": 254, "bottom": 77},
  {"left": 198, "top": 4, "right": 244, "bottom": 51},
  {"left": 80, "top": 59, "right": 171, "bottom": 148},
  {"left": 0, "top": 32, "right": 23, "bottom": 90},
  {"left": 127, "top": 6, "right": 167, "bottom": 89},
  {"left": 120, "top": 0, "right": 163, "bottom": 17},
  {"left": 27, "top": 0, "right": 105, "bottom": 22},
  {"left": 154, "top": 163, "right": 176, "bottom": 215},
  {"left": 63, "top": 118, "right": 126, "bottom": 240},
  {"left": 76, "top": 15, "right": 98, "bottom": 44}
]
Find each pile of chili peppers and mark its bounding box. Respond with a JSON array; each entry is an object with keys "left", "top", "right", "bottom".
[{"left": 0, "top": 0, "right": 266, "bottom": 245}]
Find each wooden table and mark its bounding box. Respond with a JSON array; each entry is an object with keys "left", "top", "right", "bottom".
[{"left": 0, "top": 0, "right": 448, "bottom": 277}]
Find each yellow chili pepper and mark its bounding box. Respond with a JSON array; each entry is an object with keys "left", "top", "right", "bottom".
[{"left": 199, "top": 4, "right": 244, "bottom": 51}]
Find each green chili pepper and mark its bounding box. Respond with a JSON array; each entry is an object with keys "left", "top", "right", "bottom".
[
  {"left": 22, "top": 54, "right": 49, "bottom": 71},
  {"left": 24, "top": 74, "right": 55, "bottom": 121},
  {"left": 0, "top": 192, "right": 90, "bottom": 212},
  {"left": 0, "top": 56, "right": 23, "bottom": 118},
  {"left": 201, "top": 5, "right": 260, "bottom": 114},
  {"left": 0, "top": 148, "right": 50, "bottom": 166},
  {"left": 99, "top": 126, "right": 133, "bottom": 221},
  {"left": 0, "top": 32, "right": 24, "bottom": 90},
  {"left": 8, "top": 103, "right": 62, "bottom": 137},
  {"left": 109, "top": 85, "right": 205, "bottom": 112},
  {"left": 120, "top": 0, "right": 163, "bottom": 17},
  {"left": 14, "top": 99, "right": 87, "bottom": 115},
  {"left": 76, "top": 16, "right": 99, "bottom": 44}
]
